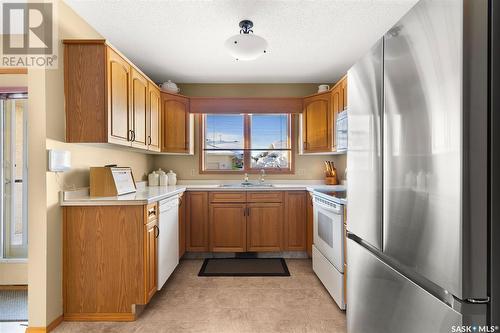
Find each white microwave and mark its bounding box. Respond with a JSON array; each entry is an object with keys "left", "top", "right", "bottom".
[{"left": 336, "top": 110, "right": 348, "bottom": 151}]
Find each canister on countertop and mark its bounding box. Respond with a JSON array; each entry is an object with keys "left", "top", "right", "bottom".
[
  {"left": 148, "top": 171, "right": 159, "bottom": 186},
  {"left": 158, "top": 168, "right": 168, "bottom": 186},
  {"left": 167, "top": 170, "right": 177, "bottom": 186}
]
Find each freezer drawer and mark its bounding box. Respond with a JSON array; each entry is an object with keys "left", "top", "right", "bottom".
[{"left": 346, "top": 239, "right": 485, "bottom": 333}]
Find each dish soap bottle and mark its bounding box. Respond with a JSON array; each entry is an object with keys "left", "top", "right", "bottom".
[{"left": 167, "top": 170, "right": 177, "bottom": 186}]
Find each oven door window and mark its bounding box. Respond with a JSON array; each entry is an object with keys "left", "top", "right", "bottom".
[{"left": 318, "top": 211, "right": 334, "bottom": 248}]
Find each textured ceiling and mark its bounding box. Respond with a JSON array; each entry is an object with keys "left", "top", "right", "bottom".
[{"left": 65, "top": 0, "right": 418, "bottom": 83}]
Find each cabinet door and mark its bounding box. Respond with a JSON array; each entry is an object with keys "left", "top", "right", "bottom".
[
  {"left": 284, "top": 191, "right": 307, "bottom": 251},
  {"left": 147, "top": 83, "right": 161, "bottom": 152},
  {"left": 247, "top": 203, "right": 283, "bottom": 252},
  {"left": 209, "top": 203, "right": 247, "bottom": 252},
  {"left": 144, "top": 219, "right": 158, "bottom": 303},
  {"left": 161, "top": 93, "right": 190, "bottom": 153},
  {"left": 331, "top": 86, "right": 341, "bottom": 151},
  {"left": 107, "top": 47, "right": 131, "bottom": 146},
  {"left": 306, "top": 191, "right": 314, "bottom": 257},
  {"left": 178, "top": 193, "right": 186, "bottom": 258},
  {"left": 131, "top": 68, "right": 148, "bottom": 149},
  {"left": 302, "top": 93, "right": 332, "bottom": 152},
  {"left": 185, "top": 192, "right": 209, "bottom": 251},
  {"left": 341, "top": 76, "right": 348, "bottom": 111}
]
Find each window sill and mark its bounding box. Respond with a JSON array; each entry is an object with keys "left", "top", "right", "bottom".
[{"left": 0, "top": 258, "right": 28, "bottom": 264}]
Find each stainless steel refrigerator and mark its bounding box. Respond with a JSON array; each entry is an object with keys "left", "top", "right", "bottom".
[{"left": 346, "top": 0, "right": 497, "bottom": 331}]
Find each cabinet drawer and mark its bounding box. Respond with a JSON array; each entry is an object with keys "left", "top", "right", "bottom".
[
  {"left": 146, "top": 203, "right": 158, "bottom": 223},
  {"left": 247, "top": 191, "right": 283, "bottom": 203},
  {"left": 209, "top": 192, "right": 246, "bottom": 203}
]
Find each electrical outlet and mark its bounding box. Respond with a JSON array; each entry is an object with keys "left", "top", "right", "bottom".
[{"left": 297, "top": 168, "right": 305, "bottom": 176}]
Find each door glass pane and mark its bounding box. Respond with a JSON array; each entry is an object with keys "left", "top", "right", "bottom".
[{"left": 1, "top": 98, "right": 27, "bottom": 258}]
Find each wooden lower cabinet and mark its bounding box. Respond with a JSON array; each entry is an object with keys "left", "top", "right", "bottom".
[
  {"left": 306, "top": 191, "right": 314, "bottom": 257},
  {"left": 186, "top": 192, "right": 209, "bottom": 251},
  {"left": 185, "top": 190, "right": 308, "bottom": 254},
  {"left": 247, "top": 203, "right": 283, "bottom": 252},
  {"left": 178, "top": 193, "right": 186, "bottom": 258},
  {"left": 63, "top": 204, "right": 158, "bottom": 321},
  {"left": 284, "top": 192, "right": 307, "bottom": 251},
  {"left": 144, "top": 219, "right": 158, "bottom": 303},
  {"left": 209, "top": 203, "right": 247, "bottom": 252}
]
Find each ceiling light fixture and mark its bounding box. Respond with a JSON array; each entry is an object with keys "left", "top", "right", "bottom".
[{"left": 225, "top": 20, "right": 268, "bottom": 61}]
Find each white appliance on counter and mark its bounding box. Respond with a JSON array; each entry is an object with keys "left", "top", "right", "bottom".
[
  {"left": 312, "top": 191, "right": 346, "bottom": 310},
  {"left": 157, "top": 195, "right": 179, "bottom": 290}
]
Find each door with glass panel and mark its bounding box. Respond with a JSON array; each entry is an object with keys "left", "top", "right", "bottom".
[{"left": 0, "top": 94, "right": 28, "bottom": 259}]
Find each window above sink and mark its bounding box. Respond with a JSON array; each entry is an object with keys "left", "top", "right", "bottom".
[{"left": 200, "top": 113, "right": 294, "bottom": 174}]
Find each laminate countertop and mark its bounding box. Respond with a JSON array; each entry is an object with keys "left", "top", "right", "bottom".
[{"left": 60, "top": 182, "right": 346, "bottom": 206}]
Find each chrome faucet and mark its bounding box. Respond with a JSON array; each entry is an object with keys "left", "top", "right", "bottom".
[
  {"left": 243, "top": 173, "right": 249, "bottom": 184},
  {"left": 260, "top": 169, "right": 266, "bottom": 183}
]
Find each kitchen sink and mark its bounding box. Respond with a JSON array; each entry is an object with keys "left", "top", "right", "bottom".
[{"left": 219, "top": 183, "right": 275, "bottom": 188}]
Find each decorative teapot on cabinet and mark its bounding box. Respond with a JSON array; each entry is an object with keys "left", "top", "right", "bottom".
[{"left": 159, "top": 80, "right": 180, "bottom": 93}]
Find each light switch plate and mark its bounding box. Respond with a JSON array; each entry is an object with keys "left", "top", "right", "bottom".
[{"left": 48, "top": 149, "right": 71, "bottom": 172}]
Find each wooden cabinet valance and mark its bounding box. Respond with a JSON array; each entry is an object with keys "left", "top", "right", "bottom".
[{"left": 189, "top": 97, "right": 303, "bottom": 114}]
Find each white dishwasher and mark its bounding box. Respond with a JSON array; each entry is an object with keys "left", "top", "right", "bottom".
[{"left": 157, "top": 195, "right": 179, "bottom": 290}]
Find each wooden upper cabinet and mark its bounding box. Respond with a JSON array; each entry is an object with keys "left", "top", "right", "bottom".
[
  {"left": 107, "top": 47, "right": 131, "bottom": 146},
  {"left": 64, "top": 40, "right": 160, "bottom": 152},
  {"left": 130, "top": 68, "right": 148, "bottom": 149},
  {"left": 284, "top": 191, "right": 307, "bottom": 251},
  {"left": 341, "top": 76, "right": 348, "bottom": 111},
  {"left": 161, "top": 92, "right": 193, "bottom": 154},
  {"left": 147, "top": 83, "right": 161, "bottom": 152},
  {"left": 247, "top": 203, "right": 283, "bottom": 252},
  {"left": 185, "top": 192, "right": 209, "bottom": 252},
  {"left": 64, "top": 42, "right": 107, "bottom": 143},
  {"left": 302, "top": 92, "right": 332, "bottom": 153},
  {"left": 300, "top": 75, "right": 347, "bottom": 154},
  {"left": 209, "top": 203, "right": 247, "bottom": 252}
]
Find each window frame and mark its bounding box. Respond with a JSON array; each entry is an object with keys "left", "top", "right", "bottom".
[{"left": 200, "top": 113, "right": 295, "bottom": 174}]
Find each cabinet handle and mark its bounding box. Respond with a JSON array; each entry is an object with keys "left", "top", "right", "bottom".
[
  {"left": 243, "top": 208, "right": 246, "bottom": 216},
  {"left": 148, "top": 208, "right": 156, "bottom": 217},
  {"left": 154, "top": 225, "right": 160, "bottom": 239},
  {"left": 132, "top": 130, "right": 136, "bottom": 142},
  {"left": 246, "top": 207, "right": 250, "bottom": 216},
  {"left": 128, "top": 130, "right": 133, "bottom": 141}
]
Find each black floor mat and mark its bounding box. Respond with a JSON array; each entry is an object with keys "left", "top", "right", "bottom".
[{"left": 198, "top": 258, "right": 290, "bottom": 277}]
